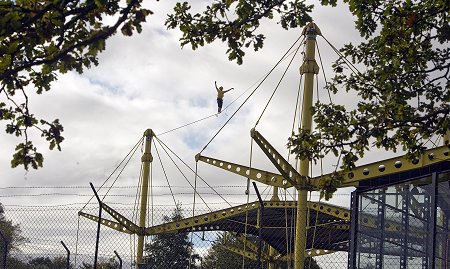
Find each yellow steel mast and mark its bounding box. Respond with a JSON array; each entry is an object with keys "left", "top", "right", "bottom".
[
  {"left": 294, "top": 22, "right": 320, "bottom": 269},
  {"left": 136, "top": 129, "right": 154, "bottom": 265}
]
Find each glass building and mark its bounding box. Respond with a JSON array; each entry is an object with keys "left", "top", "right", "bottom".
[{"left": 348, "top": 161, "right": 450, "bottom": 269}]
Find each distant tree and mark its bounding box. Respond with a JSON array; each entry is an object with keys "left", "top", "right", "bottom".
[
  {"left": 79, "top": 258, "right": 119, "bottom": 269},
  {"left": 144, "top": 204, "right": 199, "bottom": 269},
  {"left": 27, "top": 256, "right": 72, "bottom": 269},
  {"left": 202, "top": 232, "right": 320, "bottom": 269},
  {"left": 272, "top": 256, "right": 321, "bottom": 269},
  {"left": 202, "top": 233, "right": 260, "bottom": 269},
  {"left": 0, "top": 213, "right": 26, "bottom": 269},
  {"left": 0, "top": 0, "right": 152, "bottom": 170},
  {"left": 28, "top": 257, "right": 54, "bottom": 269},
  {"left": 5, "top": 257, "right": 28, "bottom": 269},
  {"left": 168, "top": 0, "right": 450, "bottom": 199},
  {"left": 0, "top": 217, "right": 26, "bottom": 253}
]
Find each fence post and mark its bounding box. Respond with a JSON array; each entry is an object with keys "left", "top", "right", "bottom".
[
  {"left": 114, "top": 250, "right": 122, "bottom": 269},
  {"left": 252, "top": 182, "right": 264, "bottom": 269},
  {"left": 90, "top": 182, "right": 103, "bottom": 269},
  {"left": 61, "top": 241, "right": 70, "bottom": 269},
  {"left": 0, "top": 230, "right": 7, "bottom": 269}
]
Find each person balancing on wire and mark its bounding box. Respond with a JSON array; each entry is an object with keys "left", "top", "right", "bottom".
[{"left": 215, "top": 81, "right": 233, "bottom": 113}]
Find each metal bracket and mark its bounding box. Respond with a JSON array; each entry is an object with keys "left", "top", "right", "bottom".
[
  {"left": 196, "top": 154, "right": 292, "bottom": 188},
  {"left": 101, "top": 203, "right": 141, "bottom": 233},
  {"left": 251, "top": 128, "right": 310, "bottom": 190},
  {"left": 78, "top": 211, "right": 134, "bottom": 234}
]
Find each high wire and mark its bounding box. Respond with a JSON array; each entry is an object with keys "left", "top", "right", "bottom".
[
  {"left": 199, "top": 35, "right": 306, "bottom": 154},
  {"left": 156, "top": 40, "right": 305, "bottom": 138}
]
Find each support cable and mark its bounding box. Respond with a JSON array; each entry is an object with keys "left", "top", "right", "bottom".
[
  {"left": 307, "top": 73, "right": 327, "bottom": 269},
  {"left": 134, "top": 163, "right": 143, "bottom": 224},
  {"left": 145, "top": 161, "right": 153, "bottom": 249},
  {"left": 283, "top": 42, "right": 306, "bottom": 267},
  {"left": 320, "top": 35, "right": 361, "bottom": 76},
  {"left": 130, "top": 234, "right": 134, "bottom": 269},
  {"left": 315, "top": 40, "right": 333, "bottom": 104},
  {"left": 262, "top": 185, "right": 272, "bottom": 201},
  {"left": 102, "top": 139, "right": 142, "bottom": 201},
  {"left": 242, "top": 137, "right": 255, "bottom": 269},
  {"left": 255, "top": 43, "right": 302, "bottom": 127},
  {"left": 283, "top": 189, "right": 292, "bottom": 269},
  {"left": 155, "top": 136, "right": 232, "bottom": 207},
  {"left": 188, "top": 162, "right": 200, "bottom": 269},
  {"left": 80, "top": 136, "right": 144, "bottom": 211},
  {"left": 74, "top": 216, "right": 81, "bottom": 268},
  {"left": 157, "top": 114, "right": 218, "bottom": 136},
  {"left": 157, "top": 38, "right": 305, "bottom": 138},
  {"left": 200, "top": 35, "right": 305, "bottom": 154},
  {"left": 154, "top": 138, "right": 212, "bottom": 211},
  {"left": 151, "top": 161, "right": 154, "bottom": 228},
  {"left": 153, "top": 140, "right": 177, "bottom": 207},
  {"left": 131, "top": 162, "right": 143, "bottom": 269},
  {"left": 291, "top": 69, "right": 304, "bottom": 139}
]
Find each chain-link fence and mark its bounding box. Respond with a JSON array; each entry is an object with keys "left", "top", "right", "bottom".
[{"left": 0, "top": 186, "right": 351, "bottom": 269}]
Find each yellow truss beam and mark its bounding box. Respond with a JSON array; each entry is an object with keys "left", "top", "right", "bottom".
[
  {"left": 220, "top": 244, "right": 263, "bottom": 261},
  {"left": 146, "top": 201, "right": 350, "bottom": 235},
  {"left": 198, "top": 135, "right": 447, "bottom": 190},
  {"left": 312, "top": 145, "right": 449, "bottom": 187},
  {"left": 307, "top": 201, "right": 350, "bottom": 221},
  {"left": 101, "top": 202, "right": 141, "bottom": 234},
  {"left": 221, "top": 244, "right": 335, "bottom": 263},
  {"left": 79, "top": 202, "right": 141, "bottom": 234},
  {"left": 146, "top": 202, "right": 260, "bottom": 235},
  {"left": 78, "top": 212, "right": 134, "bottom": 234},
  {"left": 80, "top": 199, "right": 419, "bottom": 243},
  {"left": 196, "top": 155, "right": 292, "bottom": 188},
  {"left": 251, "top": 129, "right": 309, "bottom": 189},
  {"left": 273, "top": 249, "right": 336, "bottom": 262},
  {"left": 233, "top": 233, "right": 260, "bottom": 254}
]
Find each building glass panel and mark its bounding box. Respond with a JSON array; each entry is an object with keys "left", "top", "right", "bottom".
[{"left": 350, "top": 170, "right": 450, "bottom": 269}]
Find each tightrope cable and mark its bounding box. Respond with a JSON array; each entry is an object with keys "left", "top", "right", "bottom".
[{"left": 199, "top": 35, "right": 305, "bottom": 154}]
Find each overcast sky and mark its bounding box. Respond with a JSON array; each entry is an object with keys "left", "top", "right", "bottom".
[
  {"left": 3, "top": 1, "right": 433, "bottom": 267},
  {"left": 0, "top": 0, "right": 406, "bottom": 216}
]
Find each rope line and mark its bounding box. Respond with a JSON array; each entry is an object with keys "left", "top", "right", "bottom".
[
  {"left": 290, "top": 73, "right": 303, "bottom": 139},
  {"left": 102, "top": 139, "right": 142, "bottom": 201},
  {"left": 200, "top": 35, "right": 305, "bottom": 154},
  {"left": 150, "top": 161, "right": 154, "bottom": 227},
  {"left": 157, "top": 114, "right": 217, "bottom": 136},
  {"left": 320, "top": 35, "right": 361, "bottom": 76},
  {"left": 74, "top": 216, "right": 80, "bottom": 268},
  {"left": 255, "top": 42, "right": 302, "bottom": 127},
  {"left": 154, "top": 137, "right": 212, "bottom": 211},
  {"left": 242, "top": 137, "right": 255, "bottom": 269},
  {"left": 133, "top": 163, "right": 143, "bottom": 225},
  {"left": 153, "top": 140, "right": 177, "bottom": 207},
  {"left": 155, "top": 136, "right": 232, "bottom": 207},
  {"left": 132, "top": 160, "right": 143, "bottom": 267},
  {"left": 188, "top": 162, "right": 200, "bottom": 269},
  {"left": 157, "top": 40, "right": 307, "bottom": 138},
  {"left": 283, "top": 189, "right": 292, "bottom": 268},
  {"left": 145, "top": 161, "right": 152, "bottom": 249},
  {"left": 80, "top": 136, "right": 144, "bottom": 211},
  {"left": 282, "top": 41, "right": 306, "bottom": 268},
  {"left": 316, "top": 40, "right": 333, "bottom": 104}
]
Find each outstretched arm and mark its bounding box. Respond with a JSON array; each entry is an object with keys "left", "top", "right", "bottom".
[
  {"left": 224, "top": 87, "right": 234, "bottom": 93},
  {"left": 215, "top": 81, "right": 219, "bottom": 91}
]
